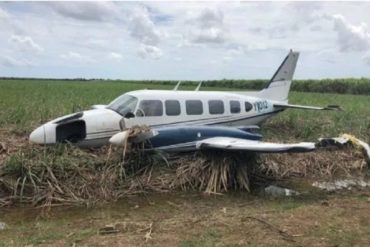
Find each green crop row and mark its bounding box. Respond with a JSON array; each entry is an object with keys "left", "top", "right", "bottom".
[{"left": 2, "top": 77, "right": 370, "bottom": 95}]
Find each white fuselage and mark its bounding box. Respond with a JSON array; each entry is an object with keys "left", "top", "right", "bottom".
[
  {"left": 122, "top": 90, "right": 282, "bottom": 128},
  {"left": 29, "top": 89, "right": 285, "bottom": 147}
]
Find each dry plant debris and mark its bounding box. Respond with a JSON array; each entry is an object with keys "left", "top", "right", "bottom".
[{"left": 0, "top": 129, "right": 369, "bottom": 208}]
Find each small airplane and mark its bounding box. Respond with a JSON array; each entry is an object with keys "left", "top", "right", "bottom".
[{"left": 29, "top": 50, "right": 340, "bottom": 152}]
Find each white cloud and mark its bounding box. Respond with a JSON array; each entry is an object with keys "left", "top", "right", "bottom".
[
  {"left": 189, "top": 28, "right": 226, "bottom": 44},
  {"left": 86, "top": 39, "right": 109, "bottom": 49},
  {"left": 47, "top": 2, "right": 117, "bottom": 22},
  {"left": 223, "top": 56, "right": 232, "bottom": 63},
  {"left": 0, "top": 55, "right": 34, "bottom": 67},
  {"left": 186, "top": 8, "right": 227, "bottom": 44},
  {"left": 128, "top": 7, "right": 162, "bottom": 46},
  {"left": 108, "top": 52, "right": 123, "bottom": 62},
  {"left": 1, "top": 2, "right": 370, "bottom": 79},
  {"left": 286, "top": 2, "right": 322, "bottom": 25},
  {"left": 331, "top": 14, "right": 370, "bottom": 52},
  {"left": 363, "top": 52, "right": 370, "bottom": 65},
  {"left": 9, "top": 34, "right": 43, "bottom": 52},
  {"left": 192, "top": 7, "right": 224, "bottom": 29},
  {"left": 138, "top": 45, "right": 163, "bottom": 60},
  {"left": 0, "top": 7, "right": 9, "bottom": 20},
  {"left": 60, "top": 51, "right": 95, "bottom": 63},
  {"left": 227, "top": 45, "right": 246, "bottom": 55}
]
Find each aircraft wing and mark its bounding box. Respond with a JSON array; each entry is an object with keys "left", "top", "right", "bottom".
[
  {"left": 273, "top": 103, "right": 341, "bottom": 111},
  {"left": 196, "top": 137, "right": 316, "bottom": 153}
]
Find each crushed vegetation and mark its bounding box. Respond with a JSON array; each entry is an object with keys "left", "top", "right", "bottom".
[
  {"left": 0, "top": 131, "right": 369, "bottom": 208},
  {"left": 0, "top": 143, "right": 258, "bottom": 207},
  {"left": 260, "top": 147, "right": 368, "bottom": 179}
]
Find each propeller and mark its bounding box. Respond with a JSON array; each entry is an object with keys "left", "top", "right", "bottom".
[
  {"left": 109, "top": 130, "right": 129, "bottom": 146},
  {"left": 109, "top": 124, "right": 157, "bottom": 147}
]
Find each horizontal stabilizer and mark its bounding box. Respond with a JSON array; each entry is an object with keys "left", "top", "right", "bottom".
[
  {"left": 274, "top": 103, "right": 342, "bottom": 111},
  {"left": 196, "top": 137, "right": 316, "bottom": 153}
]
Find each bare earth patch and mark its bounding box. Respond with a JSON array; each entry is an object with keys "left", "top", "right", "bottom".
[{"left": 1, "top": 191, "right": 370, "bottom": 247}]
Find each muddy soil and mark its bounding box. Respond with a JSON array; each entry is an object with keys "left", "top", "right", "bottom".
[{"left": 1, "top": 190, "right": 370, "bottom": 247}]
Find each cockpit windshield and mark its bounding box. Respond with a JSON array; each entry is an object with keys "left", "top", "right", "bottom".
[{"left": 107, "top": 94, "right": 138, "bottom": 116}]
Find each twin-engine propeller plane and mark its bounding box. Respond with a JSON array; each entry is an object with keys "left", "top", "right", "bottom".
[{"left": 29, "top": 50, "right": 340, "bottom": 153}]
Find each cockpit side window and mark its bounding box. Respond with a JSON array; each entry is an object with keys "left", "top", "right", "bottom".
[
  {"left": 107, "top": 94, "right": 138, "bottom": 116},
  {"left": 137, "top": 100, "right": 163, "bottom": 117}
]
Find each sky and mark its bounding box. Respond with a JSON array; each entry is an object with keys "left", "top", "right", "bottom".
[{"left": 1, "top": 1, "right": 370, "bottom": 80}]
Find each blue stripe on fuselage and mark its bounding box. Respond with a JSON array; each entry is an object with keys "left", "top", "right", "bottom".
[{"left": 147, "top": 126, "right": 262, "bottom": 149}]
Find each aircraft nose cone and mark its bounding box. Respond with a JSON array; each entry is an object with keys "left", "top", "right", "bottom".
[
  {"left": 29, "top": 126, "right": 46, "bottom": 144},
  {"left": 109, "top": 131, "right": 129, "bottom": 146}
]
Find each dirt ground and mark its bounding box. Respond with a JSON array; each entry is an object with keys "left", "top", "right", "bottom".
[{"left": 0, "top": 189, "right": 370, "bottom": 247}]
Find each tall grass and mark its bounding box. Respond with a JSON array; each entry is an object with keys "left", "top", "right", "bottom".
[{"left": 263, "top": 92, "right": 370, "bottom": 142}]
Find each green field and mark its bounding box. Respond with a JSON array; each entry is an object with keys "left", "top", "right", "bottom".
[{"left": 0, "top": 79, "right": 370, "bottom": 247}]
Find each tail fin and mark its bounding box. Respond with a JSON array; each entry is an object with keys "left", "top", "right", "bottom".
[{"left": 259, "top": 50, "right": 299, "bottom": 102}]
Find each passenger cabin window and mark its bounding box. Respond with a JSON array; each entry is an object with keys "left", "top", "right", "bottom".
[
  {"left": 245, "top": 102, "right": 253, "bottom": 112},
  {"left": 209, "top": 100, "right": 224, "bottom": 115},
  {"left": 186, "top": 100, "right": 203, "bottom": 115},
  {"left": 230, "top": 100, "right": 240, "bottom": 114},
  {"left": 137, "top": 100, "right": 163, "bottom": 117},
  {"left": 165, "top": 100, "right": 181, "bottom": 116}
]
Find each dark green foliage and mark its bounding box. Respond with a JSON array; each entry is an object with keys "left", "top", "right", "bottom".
[
  {"left": 130, "top": 78, "right": 370, "bottom": 95},
  {"left": 2, "top": 77, "right": 370, "bottom": 95}
]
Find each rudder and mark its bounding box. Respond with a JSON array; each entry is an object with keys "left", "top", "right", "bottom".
[{"left": 259, "top": 50, "right": 299, "bottom": 102}]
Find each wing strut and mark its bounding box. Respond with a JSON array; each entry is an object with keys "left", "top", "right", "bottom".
[
  {"left": 173, "top": 81, "right": 182, "bottom": 91},
  {"left": 195, "top": 81, "right": 203, "bottom": 91}
]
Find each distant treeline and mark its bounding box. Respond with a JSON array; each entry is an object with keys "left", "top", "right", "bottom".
[
  {"left": 182, "top": 78, "right": 370, "bottom": 95},
  {"left": 1, "top": 77, "right": 370, "bottom": 95}
]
